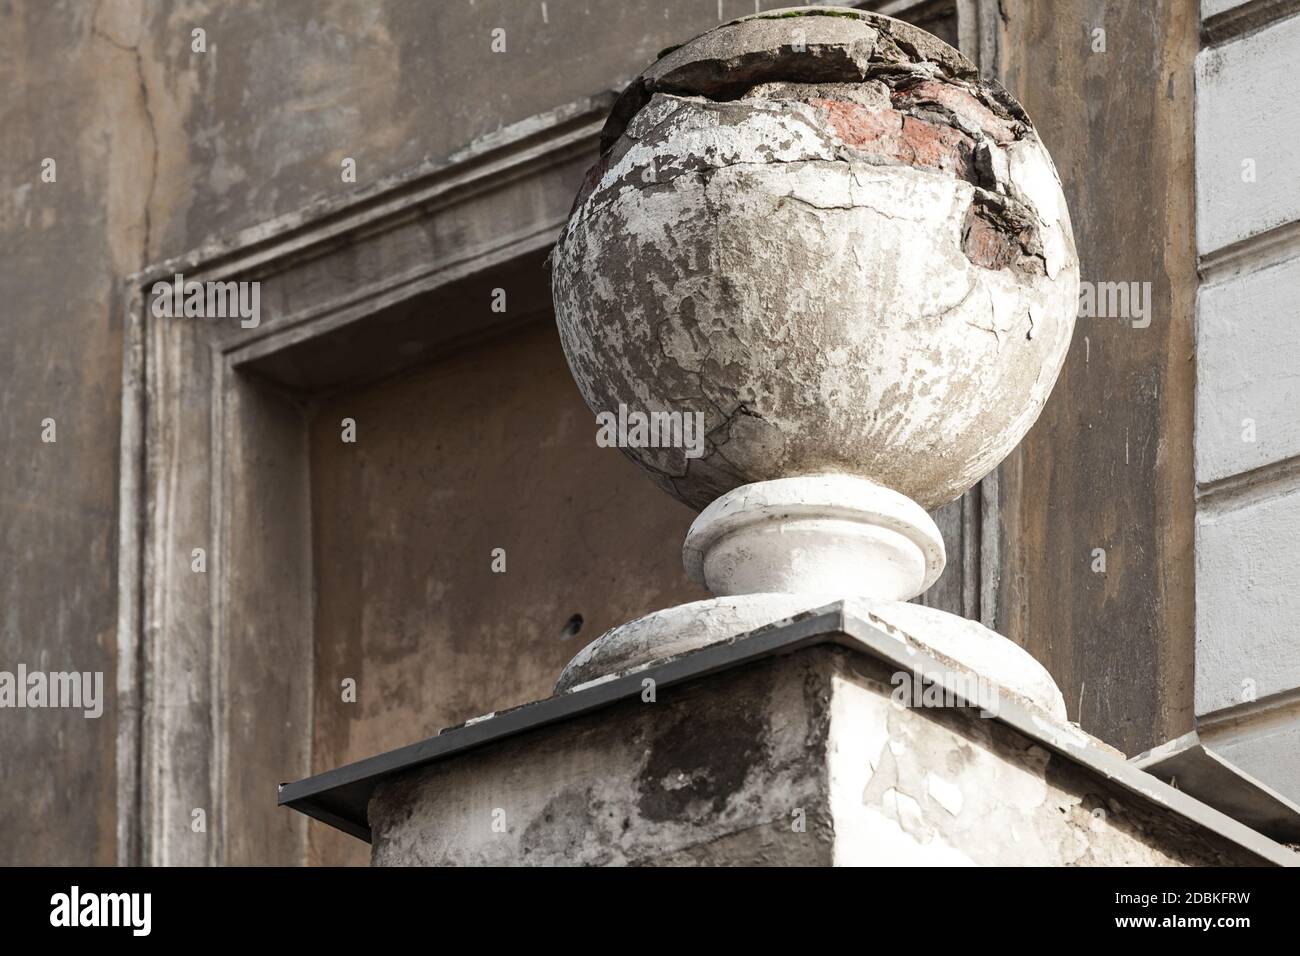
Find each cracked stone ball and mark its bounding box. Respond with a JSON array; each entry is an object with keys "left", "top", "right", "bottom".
[{"left": 552, "top": 6, "right": 1080, "bottom": 513}]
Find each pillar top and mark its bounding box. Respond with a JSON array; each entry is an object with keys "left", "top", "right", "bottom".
[{"left": 553, "top": 7, "right": 1079, "bottom": 514}]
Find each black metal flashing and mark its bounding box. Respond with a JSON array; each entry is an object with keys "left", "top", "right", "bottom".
[
  {"left": 277, "top": 604, "right": 849, "bottom": 842},
  {"left": 1133, "top": 730, "right": 1300, "bottom": 842}
]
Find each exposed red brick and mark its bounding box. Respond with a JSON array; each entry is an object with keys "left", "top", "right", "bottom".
[
  {"left": 811, "top": 98, "right": 974, "bottom": 180},
  {"left": 961, "top": 197, "right": 1046, "bottom": 274},
  {"left": 899, "top": 115, "right": 973, "bottom": 176},
  {"left": 811, "top": 97, "right": 902, "bottom": 148},
  {"left": 963, "top": 213, "right": 1020, "bottom": 270},
  {"left": 891, "top": 79, "right": 1017, "bottom": 144}
]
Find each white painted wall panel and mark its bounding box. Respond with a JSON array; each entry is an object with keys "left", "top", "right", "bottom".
[
  {"left": 1196, "top": 255, "right": 1300, "bottom": 484},
  {"left": 1196, "top": 486, "right": 1300, "bottom": 714},
  {"left": 1196, "top": 15, "right": 1300, "bottom": 254}
]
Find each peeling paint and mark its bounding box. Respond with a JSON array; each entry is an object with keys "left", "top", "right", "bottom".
[
  {"left": 367, "top": 648, "right": 1281, "bottom": 865},
  {"left": 553, "top": 9, "right": 1079, "bottom": 512}
]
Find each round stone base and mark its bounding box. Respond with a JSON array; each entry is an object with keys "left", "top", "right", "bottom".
[{"left": 555, "top": 594, "right": 1067, "bottom": 720}]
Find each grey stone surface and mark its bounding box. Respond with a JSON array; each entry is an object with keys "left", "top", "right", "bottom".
[
  {"left": 1196, "top": 253, "right": 1300, "bottom": 484},
  {"left": 0, "top": 0, "right": 756, "bottom": 867},
  {"left": 371, "top": 651, "right": 836, "bottom": 866},
  {"left": 553, "top": 7, "right": 1079, "bottom": 512},
  {"left": 370, "top": 646, "right": 1277, "bottom": 866},
  {"left": 1196, "top": 14, "right": 1300, "bottom": 254},
  {"left": 1196, "top": 484, "right": 1300, "bottom": 714},
  {"left": 1206, "top": 715, "right": 1300, "bottom": 816},
  {"left": 1191, "top": 0, "right": 1300, "bottom": 841},
  {"left": 1133, "top": 730, "right": 1300, "bottom": 841}
]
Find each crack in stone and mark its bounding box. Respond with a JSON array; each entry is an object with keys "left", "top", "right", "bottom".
[
  {"left": 572, "top": 86, "right": 1027, "bottom": 234},
  {"left": 91, "top": 0, "right": 158, "bottom": 266},
  {"left": 921, "top": 281, "right": 980, "bottom": 322},
  {"left": 778, "top": 190, "right": 918, "bottom": 222},
  {"left": 599, "top": 9, "right": 980, "bottom": 154}
]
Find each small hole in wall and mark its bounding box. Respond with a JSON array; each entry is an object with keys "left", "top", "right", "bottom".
[{"left": 560, "top": 614, "right": 584, "bottom": 640}]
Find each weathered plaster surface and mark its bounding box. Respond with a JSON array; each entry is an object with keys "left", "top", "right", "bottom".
[
  {"left": 370, "top": 648, "right": 1263, "bottom": 866},
  {"left": 0, "top": 0, "right": 163, "bottom": 867},
  {"left": 0, "top": 0, "right": 1207, "bottom": 865},
  {"left": 1196, "top": 13, "right": 1300, "bottom": 254},
  {"left": 828, "top": 660, "right": 1244, "bottom": 866},
  {"left": 370, "top": 653, "right": 836, "bottom": 866},
  {"left": 1196, "top": 254, "right": 1300, "bottom": 484},
  {"left": 994, "top": 0, "right": 1200, "bottom": 757},
  {"left": 554, "top": 9, "right": 1079, "bottom": 512},
  {"left": 1196, "top": 485, "right": 1300, "bottom": 714},
  {"left": 0, "top": 0, "right": 775, "bottom": 865},
  {"left": 133, "top": 0, "right": 741, "bottom": 257},
  {"left": 311, "top": 322, "right": 706, "bottom": 866}
]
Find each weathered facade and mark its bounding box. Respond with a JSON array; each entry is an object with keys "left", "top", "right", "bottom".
[
  {"left": 1, "top": 0, "right": 1295, "bottom": 866},
  {"left": 360, "top": 616, "right": 1288, "bottom": 866},
  {"left": 1191, "top": 0, "right": 1300, "bottom": 807}
]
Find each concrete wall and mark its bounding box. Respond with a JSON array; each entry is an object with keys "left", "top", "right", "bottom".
[
  {"left": 1194, "top": 1, "right": 1300, "bottom": 803},
  {"left": 994, "top": 0, "right": 1200, "bottom": 755},
  {"left": 309, "top": 320, "right": 703, "bottom": 865},
  {"left": 0, "top": 0, "right": 751, "bottom": 866},
  {"left": 0, "top": 0, "right": 1263, "bottom": 864}
]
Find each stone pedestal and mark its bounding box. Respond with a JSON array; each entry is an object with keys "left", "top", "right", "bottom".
[
  {"left": 359, "top": 608, "right": 1291, "bottom": 866},
  {"left": 548, "top": 5, "right": 1082, "bottom": 716}
]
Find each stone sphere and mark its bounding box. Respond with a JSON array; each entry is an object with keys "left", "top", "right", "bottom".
[{"left": 552, "top": 6, "right": 1079, "bottom": 512}]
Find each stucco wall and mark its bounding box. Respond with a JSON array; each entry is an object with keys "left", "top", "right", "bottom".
[
  {"left": 309, "top": 319, "right": 703, "bottom": 865},
  {"left": 0, "top": 0, "right": 750, "bottom": 866},
  {"left": 1194, "top": 3, "right": 1300, "bottom": 803},
  {"left": 994, "top": 0, "right": 1199, "bottom": 755},
  {"left": 0, "top": 0, "right": 1225, "bottom": 864}
]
